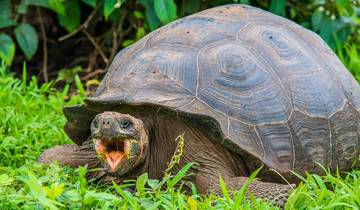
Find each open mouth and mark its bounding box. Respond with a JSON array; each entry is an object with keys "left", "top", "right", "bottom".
[{"left": 94, "top": 138, "right": 130, "bottom": 172}]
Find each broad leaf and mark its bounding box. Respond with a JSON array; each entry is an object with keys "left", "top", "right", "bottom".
[
  {"left": 17, "top": 0, "right": 49, "bottom": 14},
  {"left": 17, "top": 0, "right": 29, "bottom": 14},
  {"left": 154, "top": 0, "right": 177, "bottom": 24},
  {"left": 311, "top": 9, "right": 323, "bottom": 31},
  {"left": 122, "top": 39, "right": 134, "bottom": 47},
  {"left": 180, "top": 0, "right": 200, "bottom": 16},
  {"left": 49, "top": 0, "right": 66, "bottom": 16},
  {"left": 14, "top": 23, "right": 38, "bottom": 60},
  {"left": 82, "top": 0, "right": 97, "bottom": 8},
  {"left": 318, "top": 15, "right": 352, "bottom": 49},
  {"left": 0, "top": 173, "right": 14, "bottom": 186},
  {"left": 44, "top": 183, "right": 65, "bottom": 200},
  {"left": 26, "top": 0, "right": 49, "bottom": 7},
  {"left": 136, "top": 173, "right": 148, "bottom": 194},
  {"left": 141, "top": 0, "right": 161, "bottom": 30},
  {"left": 58, "top": 0, "right": 81, "bottom": 32},
  {"left": 187, "top": 196, "right": 197, "bottom": 210},
  {"left": 239, "top": 0, "right": 250, "bottom": 4},
  {"left": 269, "top": 0, "right": 286, "bottom": 16},
  {"left": 0, "top": 0, "right": 17, "bottom": 29},
  {"left": 0, "top": 33, "right": 15, "bottom": 65},
  {"left": 147, "top": 179, "right": 160, "bottom": 189},
  {"left": 0, "top": 19, "right": 17, "bottom": 29},
  {"left": 136, "top": 27, "right": 146, "bottom": 40},
  {"left": 134, "top": 10, "right": 145, "bottom": 19},
  {"left": 103, "top": 0, "right": 117, "bottom": 19},
  {"left": 0, "top": 0, "right": 11, "bottom": 20}
]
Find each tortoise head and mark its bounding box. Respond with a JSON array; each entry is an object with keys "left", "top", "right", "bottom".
[{"left": 90, "top": 111, "right": 148, "bottom": 176}]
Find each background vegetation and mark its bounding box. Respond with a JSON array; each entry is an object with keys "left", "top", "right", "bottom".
[
  {"left": 0, "top": 0, "right": 360, "bottom": 209},
  {"left": 0, "top": 0, "right": 360, "bottom": 86}
]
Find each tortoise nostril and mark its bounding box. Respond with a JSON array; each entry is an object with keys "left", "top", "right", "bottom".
[{"left": 99, "top": 119, "right": 114, "bottom": 128}]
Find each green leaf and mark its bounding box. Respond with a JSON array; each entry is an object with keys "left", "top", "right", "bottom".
[
  {"left": 147, "top": 179, "right": 159, "bottom": 189},
  {"left": 17, "top": 0, "right": 29, "bottom": 14},
  {"left": 21, "top": 172, "right": 45, "bottom": 197},
  {"left": 27, "top": 0, "right": 49, "bottom": 7},
  {"left": 154, "top": 0, "right": 177, "bottom": 24},
  {"left": 57, "top": 65, "right": 83, "bottom": 83},
  {"left": 58, "top": 0, "right": 80, "bottom": 32},
  {"left": 0, "top": 19, "right": 17, "bottom": 29},
  {"left": 311, "top": 10, "right": 323, "bottom": 31},
  {"left": 37, "top": 196, "right": 59, "bottom": 210},
  {"left": 122, "top": 39, "right": 134, "bottom": 47},
  {"left": 82, "top": 0, "right": 97, "bottom": 8},
  {"left": 134, "top": 10, "right": 145, "bottom": 19},
  {"left": 0, "top": 0, "right": 11, "bottom": 20},
  {"left": 180, "top": 0, "right": 200, "bottom": 16},
  {"left": 84, "top": 191, "right": 118, "bottom": 204},
  {"left": 136, "top": 27, "right": 146, "bottom": 40},
  {"left": 219, "top": 176, "right": 230, "bottom": 201},
  {"left": 44, "top": 183, "right": 65, "bottom": 200},
  {"left": 49, "top": 0, "right": 66, "bottom": 16},
  {"left": 17, "top": 0, "right": 49, "bottom": 14},
  {"left": 141, "top": 0, "right": 161, "bottom": 30},
  {"left": 269, "top": 0, "right": 286, "bottom": 16},
  {"left": 103, "top": 0, "right": 117, "bottom": 19},
  {"left": 0, "top": 33, "right": 15, "bottom": 65},
  {"left": 136, "top": 173, "right": 148, "bottom": 194},
  {"left": 318, "top": 15, "right": 351, "bottom": 49},
  {"left": 168, "top": 162, "right": 193, "bottom": 189},
  {"left": 14, "top": 23, "right": 38, "bottom": 60},
  {"left": 74, "top": 74, "right": 86, "bottom": 97},
  {"left": 0, "top": 173, "right": 14, "bottom": 186},
  {"left": 62, "top": 190, "right": 81, "bottom": 202},
  {"left": 336, "top": 0, "right": 347, "bottom": 7}
]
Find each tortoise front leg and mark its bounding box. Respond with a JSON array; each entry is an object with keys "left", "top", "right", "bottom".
[
  {"left": 38, "top": 140, "right": 100, "bottom": 169},
  {"left": 229, "top": 177, "right": 294, "bottom": 207},
  {"left": 196, "top": 174, "right": 294, "bottom": 208}
]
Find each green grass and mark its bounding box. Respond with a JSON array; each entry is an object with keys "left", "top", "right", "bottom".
[
  {"left": 337, "top": 43, "right": 360, "bottom": 82},
  {"left": 0, "top": 64, "right": 359, "bottom": 209}
]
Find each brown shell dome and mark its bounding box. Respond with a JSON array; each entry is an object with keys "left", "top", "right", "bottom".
[{"left": 64, "top": 5, "right": 360, "bottom": 174}]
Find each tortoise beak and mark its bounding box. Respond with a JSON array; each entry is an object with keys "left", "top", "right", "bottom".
[
  {"left": 105, "top": 151, "right": 125, "bottom": 172},
  {"left": 94, "top": 138, "right": 131, "bottom": 172}
]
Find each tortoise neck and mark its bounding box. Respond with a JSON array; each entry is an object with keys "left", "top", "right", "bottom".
[{"left": 142, "top": 113, "right": 180, "bottom": 180}]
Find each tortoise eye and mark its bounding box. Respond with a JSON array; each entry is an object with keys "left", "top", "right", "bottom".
[{"left": 120, "top": 119, "right": 131, "bottom": 129}]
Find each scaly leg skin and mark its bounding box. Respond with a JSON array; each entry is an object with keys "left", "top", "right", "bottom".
[
  {"left": 230, "top": 177, "right": 294, "bottom": 208},
  {"left": 196, "top": 175, "right": 294, "bottom": 208},
  {"left": 38, "top": 140, "right": 105, "bottom": 179}
]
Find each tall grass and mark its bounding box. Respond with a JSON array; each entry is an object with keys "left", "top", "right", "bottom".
[
  {"left": 0, "top": 63, "right": 359, "bottom": 209},
  {"left": 337, "top": 43, "right": 360, "bottom": 82}
]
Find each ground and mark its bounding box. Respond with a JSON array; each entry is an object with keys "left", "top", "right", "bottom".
[{"left": 0, "top": 65, "right": 359, "bottom": 209}]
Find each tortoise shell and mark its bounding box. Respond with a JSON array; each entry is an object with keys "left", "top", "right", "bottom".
[{"left": 64, "top": 5, "right": 360, "bottom": 174}]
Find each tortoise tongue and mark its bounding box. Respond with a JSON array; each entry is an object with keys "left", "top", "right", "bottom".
[{"left": 105, "top": 151, "right": 125, "bottom": 172}]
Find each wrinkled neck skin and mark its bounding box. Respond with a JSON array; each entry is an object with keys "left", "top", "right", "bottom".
[{"left": 117, "top": 108, "right": 249, "bottom": 182}]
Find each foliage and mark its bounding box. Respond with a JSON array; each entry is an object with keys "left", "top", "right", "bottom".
[
  {"left": 0, "top": 0, "right": 41, "bottom": 62},
  {"left": 284, "top": 0, "right": 360, "bottom": 49},
  {"left": 0, "top": 0, "right": 359, "bottom": 85},
  {"left": 0, "top": 63, "right": 359, "bottom": 209},
  {"left": 337, "top": 43, "right": 360, "bottom": 81},
  {"left": 286, "top": 168, "right": 360, "bottom": 209}
]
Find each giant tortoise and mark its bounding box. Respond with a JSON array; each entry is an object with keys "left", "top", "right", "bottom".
[{"left": 39, "top": 4, "right": 360, "bottom": 206}]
